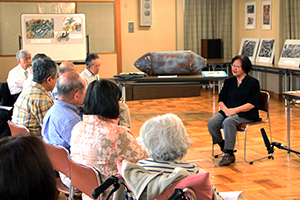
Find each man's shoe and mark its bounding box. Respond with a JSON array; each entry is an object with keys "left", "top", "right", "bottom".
[{"left": 219, "top": 153, "right": 235, "bottom": 166}]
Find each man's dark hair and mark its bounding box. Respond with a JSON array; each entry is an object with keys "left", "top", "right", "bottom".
[
  {"left": 31, "top": 53, "right": 50, "bottom": 67},
  {"left": 85, "top": 54, "right": 99, "bottom": 67},
  {"left": 32, "top": 58, "right": 57, "bottom": 84}
]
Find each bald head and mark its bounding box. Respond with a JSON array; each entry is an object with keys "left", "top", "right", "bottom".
[
  {"left": 57, "top": 72, "right": 86, "bottom": 104},
  {"left": 59, "top": 61, "right": 76, "bottom": 74}
]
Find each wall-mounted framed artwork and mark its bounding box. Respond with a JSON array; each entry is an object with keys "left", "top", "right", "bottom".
[
  {"left": 245, "top": 2, "right": 256, "bottom": 30},
  {"left": 239, "top": 38, "right": 260, "bottom": 62},
  {"left": 278, "top": 39, "right": 300, "bottom": 67},
  {"left": 255, "top": 38, "right": 275, "bottom": 63},
  {"left": 262, "top": 1, "right": 271, "bottom": 30}
]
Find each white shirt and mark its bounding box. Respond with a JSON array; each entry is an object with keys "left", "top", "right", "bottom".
[
  {"left": 80, "top": 68, "right": 100, "bottom": 87},
  {"left": 7, "top": 64, "right": 32, "bottom": 95}
]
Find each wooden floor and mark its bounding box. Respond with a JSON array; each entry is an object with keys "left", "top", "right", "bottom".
[
  {"left": 59, "top": 87, "right": 300, "bottom": 200},
  {"left": 127, "top": 87, "right": 300, "bottom": 200}
]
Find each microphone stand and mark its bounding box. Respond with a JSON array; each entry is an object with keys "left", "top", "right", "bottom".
[{"left": 271, "top": 142, "right": 300, "bottom": 157}]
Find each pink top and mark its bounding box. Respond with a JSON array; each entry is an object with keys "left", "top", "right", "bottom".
[{"left": 70, "top": 115, "right": 148, "bottom": 200}]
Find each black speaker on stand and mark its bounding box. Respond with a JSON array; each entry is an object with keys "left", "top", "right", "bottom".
[{"left": 201, "top": 39, "right": 222, "bottom": 59}]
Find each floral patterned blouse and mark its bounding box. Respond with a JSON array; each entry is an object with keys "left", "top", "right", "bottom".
[{"left": 70, "top": 115, "right": 148, "bottom": 200}]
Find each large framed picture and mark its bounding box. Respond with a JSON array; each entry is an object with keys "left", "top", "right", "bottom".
[
  {"left": 262, "top": 1, "right": 271, "bottom": 30},
  {"left": 278, "top": 39, "right": 300, "bottom": 66},
  {"left": 239, "top": 38, "right": 260, "bottom": 62},
  {"left": 255, "top": 38, "right": 275, "bottom": 63},
  {"left": 245, "top": 2, "right": 256, "bottom": 29}
]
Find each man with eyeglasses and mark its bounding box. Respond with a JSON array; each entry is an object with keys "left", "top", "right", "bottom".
[{"left": 7, "top": 49, "right": 32, "bottom": 99}]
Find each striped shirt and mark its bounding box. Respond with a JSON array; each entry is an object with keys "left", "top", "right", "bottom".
[
  {"left": 12, "top": 82, "right": 54, "bottom": 136},
  {"left": 137, "top": 158, "right": 199, "bottom": 175}
]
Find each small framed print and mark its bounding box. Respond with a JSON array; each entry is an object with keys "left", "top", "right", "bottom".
[
  {"left": 239, "top": 38, "right": 260, "bottom": 62},
  {"left": 245, "top": 2, "right": 256, "bottom": 30},
  {"left": 255, "top": 38, "right": 275, "bottom": 63},
  {"left": 278, "top": 39, "right": 300, "bottom": 67},
  {"left": 262, "top": 1, "right": 271, "bottom": 30}
]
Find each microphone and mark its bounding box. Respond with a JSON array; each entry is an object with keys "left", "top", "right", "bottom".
[
  {"left": 92, "top": 176, "right": 119, "bottom": 199},
  {"left": 272, "top": 142, "right": 287, "bottom": 149},
  {"left": 260, "top": 128, "right": 274, "bottom": 154}
]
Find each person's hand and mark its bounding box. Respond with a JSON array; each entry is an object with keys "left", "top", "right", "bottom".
[{"left": 225, "top": 108, "right": 236, "bottom": 117}]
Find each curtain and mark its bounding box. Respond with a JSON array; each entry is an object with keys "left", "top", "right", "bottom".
[
  {"left": 282, "top": 0, "right": 300, "bottom": 40},
  {"left": 184, "top": 0, "right": 232, "bottom": 59}
]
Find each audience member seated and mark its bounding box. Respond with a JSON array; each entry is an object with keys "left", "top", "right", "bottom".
[
  {"left": 207, "top": 55, "right": 260, "bottom": 166},
  {"left": 70, "top": 79, "right": 148, "bottom": 200},
  {"left": 42, "top": 71, "right": 86, "bottom": 152},
  {"left": 137, "top": 113, "right": 223, "bottom": 199},
  {"left": 11, "top": 58, "right": 58, "bottom": 136},
  {"left": 52, "top": 61, "right": 77, "bottom": 100},
  {"left": 23, "top": 53, "right": 50, "bottom": 91},
  {"left": 0, "top": 135, "right": 58, "bottom": 200},
  {"left": 7, "top": 49, "right": 32, "bottom": 101},
  {"left": 81, "top": 53, "right": 131, "bottom": 128}
]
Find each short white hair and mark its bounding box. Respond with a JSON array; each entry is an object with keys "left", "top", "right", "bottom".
[
  {"left": 140, "top": 113, "right": 193, "bottom": 161},
  {"left": 16, "top": 49, "right": 30, "bottom": 60}
]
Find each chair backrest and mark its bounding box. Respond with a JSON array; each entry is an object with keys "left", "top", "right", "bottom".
[
  {"left": 155, "top": 172, "right": 213, "bottom": 200},
  {"left": 259, "top": 91, "right": 270, "bottom": 113},
  {"left": 42, "top": 140, "right": 71, "bottom": 178},
  {"left": 7, "top": 120, "right": 30, "bottom": 136},
  {"left": 67, "top": 156, "right": 101, "bottom": 200},
  {"left": 0, "top": 83, "right": 14, "bottom": 106}
]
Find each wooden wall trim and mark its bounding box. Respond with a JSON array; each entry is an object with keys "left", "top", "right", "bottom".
[{"left": 115, "top": 0, "right": 122, "bottom": 74}]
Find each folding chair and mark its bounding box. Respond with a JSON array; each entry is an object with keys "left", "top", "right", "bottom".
[
  {"left": 67, "top": 155, "right": 102, "bottom": 200},
  {"left": 7, "top": 120, "right": 30, "bottom": 136},
  {"left": 212, "top": 91, "right": 272, "bottom": 165},
  {"left": 42, "top": 141, "right": 81, "bottom": 199}
]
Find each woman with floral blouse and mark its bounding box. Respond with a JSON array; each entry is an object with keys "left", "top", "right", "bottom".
[{"left": 70, "top": 79, "right": 148, "bottom": 200}]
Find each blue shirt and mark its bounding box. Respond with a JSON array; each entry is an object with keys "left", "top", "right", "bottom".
[{"left": 42, "top": 100, "right": 81, "bottom": 151}]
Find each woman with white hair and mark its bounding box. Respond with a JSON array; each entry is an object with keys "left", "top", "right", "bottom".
[
  {"left": 136, "top": 113, "right": 223, "bottom": 200},
  {"left": 137, "top": 113, "right": 198, "bottom": 174}
]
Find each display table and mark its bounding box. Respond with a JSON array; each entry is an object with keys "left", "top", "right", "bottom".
[
  {"left": 282, "top": 91, "right": 300, "bottom": 149},
  {"left": 113, "top": 74, "right": 228, "bottom": 101}
]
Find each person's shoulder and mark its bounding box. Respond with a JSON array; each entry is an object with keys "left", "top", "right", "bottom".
[
  {"left": 245, "top": 74, "right": 259, "bottom": 83},
  {"left": 224, "top": 76, "right": 235, "bottom": 83},
  {"left": 80, "top": 68, "right": 88, "bottom": 76},
  {"left": 7, "top": 65, "right": 19, "bottom": 75}
]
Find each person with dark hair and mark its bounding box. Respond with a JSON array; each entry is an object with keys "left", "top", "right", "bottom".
[
  {"left": 207, "top": 55, "right": 260, "bottom": 166},
  {"left": 12, "top": 58, "right": 58, "bottom": 136},
  {"left": 42, "top": 71, "right": 85, "bottom": 151},
  {"left": 70, "top": 79, "right": 148, "bottom": 200},
  {"left": 81, "top": 53, "right": 100, "bottom": 85},
  {"left": 0, "top": 135, "right": 58, "bottom": 200},
  {"left": 23, "top": 53, "right": 51, "bottom": 91},
  {"left": 81, "top": 53, "right": 132, "bottom": 128}
]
